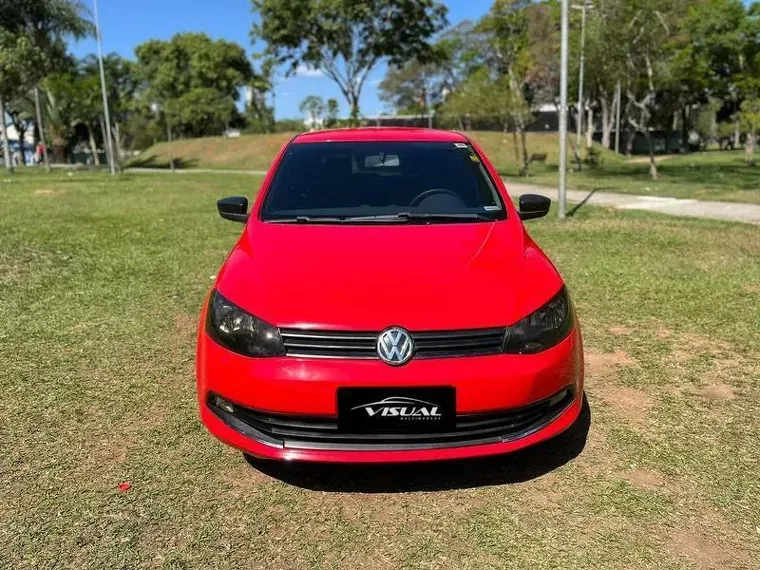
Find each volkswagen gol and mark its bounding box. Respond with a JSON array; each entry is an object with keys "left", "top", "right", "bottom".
[{"left": 196, "top": 128, "right": 584, "bottom": 463}]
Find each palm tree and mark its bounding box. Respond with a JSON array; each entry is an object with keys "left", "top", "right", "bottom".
[{"left": 14, "top": 1, "right": 94, "bottom": 169}]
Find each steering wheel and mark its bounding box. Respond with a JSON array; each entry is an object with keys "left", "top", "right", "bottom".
[{"left": 408, "top": 188, "right": 463, "bottom": 207}]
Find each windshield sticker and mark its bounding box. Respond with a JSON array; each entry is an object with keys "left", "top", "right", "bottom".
[
  {"left": 454, "top": 143, "right": 468, "bottom": 148},
  {"left": 483, "top": 205, "right": 501, "bottom": 211}
]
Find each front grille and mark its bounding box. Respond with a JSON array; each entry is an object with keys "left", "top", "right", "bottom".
[
  {"left": 208, "top": 387, "right": 574, "bottom": 451},
  {"left": 279, "top": 327, "right": 507, "bottom": 359}
]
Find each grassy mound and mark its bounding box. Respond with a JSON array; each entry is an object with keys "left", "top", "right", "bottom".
[{"left": 128, "top": 130, "right": 621, "bottom": 176}]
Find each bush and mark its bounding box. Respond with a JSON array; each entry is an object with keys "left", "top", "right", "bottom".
[{"left": 585, "top": 145, "right": 604, "bottom": 167}]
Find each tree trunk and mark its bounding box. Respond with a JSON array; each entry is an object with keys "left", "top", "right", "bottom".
[
  {"left": 167, "top": 121, "right": 175, "bottom": 173},
  {"left": 1, "top": 94, "right": 14, "bottom": 173},
  {"left": 113, "top": 122, "right": 123, "bottom": 170},
  {"left": 33, "top": 85, "right": 50, "bottom": 172},
  {"left": 601, "top": 97, "right": 612, "bottom": 149},
  {"left": 99, "top": 115, "right": 112, "bottom": 170},
  {"left": 52, "top": 135, "right": 67, "bottom": 164},
  {"left": 644, "top": 131, "right": 658, "bottom": 180},
  {"left": 348, "top": 91, "right": 360, "bottom": 126},
  {"left": 745, "top": 130, "right": 756, "bottom": 165},
  {"left": 586, "top": 106, "right": 594, "bottom": 149},
  {"left": 16, "top": 126, "right": 27, "bottom": 166},
  {"left": 519, "top": 126, "right": 529, "bottom": 177},
  {"left": 511, "top": 129, "right": 519, "bottom": 163},
  {"left": 734, "top": 116, "right": 741, "bottom": 148},
  {"left": 88, "top": 124, "right": 100, "bottom": 166},
  {"left": 15, "top": 123, "right": 28, "bottom": 165},
  {"left": 624, "top": 127, "right": 634, "bottom": 155}
]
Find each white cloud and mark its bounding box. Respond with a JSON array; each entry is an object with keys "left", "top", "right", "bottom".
[
  {"left": 295, "top": 64, "right": 324, "bottom": 77},
  {"left": 369, "top": 78, "right": 382, "bottom": 86}
]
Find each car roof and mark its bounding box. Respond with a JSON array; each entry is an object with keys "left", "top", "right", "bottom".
[{"left": 292, "top": 127, "right": 469, "bottom": 144}]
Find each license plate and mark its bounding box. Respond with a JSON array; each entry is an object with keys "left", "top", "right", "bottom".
[{"left": 338, "top": 387, "right": 455, "bottom": 433}]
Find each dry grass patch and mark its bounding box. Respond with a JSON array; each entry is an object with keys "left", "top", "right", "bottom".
[
  {"left": 585, "top": 350, "right": 638, "bottom": 379},
  {"left": 696, "top": 382, "right": 736, "bottom": 401},
  {"left": 670, "top": 333, "right": 734, "bottom": 364},
  {"left": 597, "top": 385, "right": 654, "bottom": 429},
  {"left": 619, "top": 468, "right": 667, "bottom": 491},
  {"left": 667, "top": 528, "right": 734, "bottom": 569}
]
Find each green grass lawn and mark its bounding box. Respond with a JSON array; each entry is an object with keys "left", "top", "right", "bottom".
[
  {"left": 128, "top": 131, "right": 760, "bottom": 204},
  {"left": 2, "top": 170, "right": 759, "bottom": 569},
  {"left": 526, "top": 150, "right": 760, "bottom": 204}
]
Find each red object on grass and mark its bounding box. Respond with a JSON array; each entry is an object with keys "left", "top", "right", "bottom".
[
  {"left": 196, "top": 127, "right": 584, "bottom": 463},
  {"left": 117, "top": 482, "right": 132, "bottom": 492}
]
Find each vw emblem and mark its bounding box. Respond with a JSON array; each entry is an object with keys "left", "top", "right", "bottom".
[{"left": 376, "top": 327, "right": 414, "bottom": 365}]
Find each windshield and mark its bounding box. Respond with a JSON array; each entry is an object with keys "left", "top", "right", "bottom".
[{"left": 260, "top": 141, "right": 505, "bottom": 223}]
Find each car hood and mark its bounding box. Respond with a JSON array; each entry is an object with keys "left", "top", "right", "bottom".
[{"left": 216, "top": 221, "right": 563, "bottom": 330}]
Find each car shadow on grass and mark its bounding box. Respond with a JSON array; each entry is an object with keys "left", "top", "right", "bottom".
[{"left": 244, "top": 394, "right": 591, "bottom": 493}]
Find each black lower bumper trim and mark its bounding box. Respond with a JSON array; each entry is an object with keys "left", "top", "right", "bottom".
[{"left": 207, "top": 387, "right": 575, "bottom": 452}]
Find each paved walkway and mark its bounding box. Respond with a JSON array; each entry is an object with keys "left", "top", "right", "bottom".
[
  {"left": 507, "top": 182, "right": 760, "bottom": 226},
  {"left": 121, "top": 167, "right": 760, "bottom": 226},
  {"left": 125, "top": 167, "right": 268, "bottom": 176}
]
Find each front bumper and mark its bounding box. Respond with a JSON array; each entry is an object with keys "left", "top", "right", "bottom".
[{"left": 196, "top": 324, "right": 584, "bottom": 463}]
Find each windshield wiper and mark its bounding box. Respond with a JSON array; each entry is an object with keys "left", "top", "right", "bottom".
[
  {"left": 345, "top": 212, "right": 494, "bottom": 223},
  {"left": 397, "top": 212, "right": 493, "bottom": 222},
  {"left": 268, "top": 212, "right": 495, "bottom": 224},
  {"left": 268, "top": 216, "right": 354, "bottom": 223}
]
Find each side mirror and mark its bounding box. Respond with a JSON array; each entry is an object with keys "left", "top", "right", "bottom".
[
  {"left": 518, "top": 194, "right": 551, "bottom": 220},
  {"left": 217, "top": 196, "right": 249, "bottom": 223}
]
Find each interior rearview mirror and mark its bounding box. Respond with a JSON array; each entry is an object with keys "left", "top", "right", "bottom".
[
  {"left": 217, "top": 196, "right": 249, "bottom": 223},
  {"left": 518, "top": 194, "right": 551, "bottom": 221}
]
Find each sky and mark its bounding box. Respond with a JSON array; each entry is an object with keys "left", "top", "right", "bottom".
[{"left": 70, "top": 0, "right": 494, "bottom": 120}]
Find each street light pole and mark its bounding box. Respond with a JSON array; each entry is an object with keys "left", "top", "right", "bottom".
[
  {"left": 93, "top": 0, "right": 116, "bottom": 175},
  {"left": 558, "top": 0, "right": 570, "bottom": 219},
  {"left": 614, "top": 80, "right": 622, "bottom": 153}
]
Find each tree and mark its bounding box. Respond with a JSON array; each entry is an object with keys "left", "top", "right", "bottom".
[
  {"left": 135, "top": 33, "right": 254, "bottom": 140},
  {"left": 435, "top": 20, "right": 480, "bottom": 96},
  {"left": 80, "top": 54, "right": 138, "bottom": 165},
  {"left": 475, "top": 0, "right": 535, "bottom": 175},
  {"left": 9, "top": 0, "right": 93, "bottom": 170},
  {"left": 379, "top": 59, "right": 443, "bottom": 115},
  {"left": 380, "top": 20, "right": 481, "bottom": 128},
  {"left": 693, "top": 98, "right": 721, "bottom": 149},
  {"left": 674, "top": 0, "right": 760, "bottom": 147},
  {"left": 739, "top": 98, "right": 760, "bottom": 164},
  {"left": 5, "top": 93, "right": 36, "bottom": 165},
  {"left": 299, "top": 95, "right": 326, "bottom": 130},
  {"left": 324, "top": 98, "right": 340, "bottom": 127},
  {"left": 245, "top": 59, "right": 275, "bottom": 134},
  {"left": 619, "top": 0, "right": 688, "bottom": 180},
  {"left": 176, "top": 88, "right": 236, "bottom": 138},
  {"left": 441, "top": 68, "right": 531, "bottom": 173},
  {"left": 0, "top": 31, "right": 43, "bottom": 171},
  {"left": 41, "top": 66, "right": 84, "bottom": 163},
  {"left": 251, "top": 0, "right": 448, "bottom": 123},
  {"left": 572, "top": 0, "right": 627, "bottom": 150}
]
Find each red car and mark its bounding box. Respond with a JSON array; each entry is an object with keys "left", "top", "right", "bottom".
[{"left": 196, "top": 128, "right": 584, "bottom": 463}]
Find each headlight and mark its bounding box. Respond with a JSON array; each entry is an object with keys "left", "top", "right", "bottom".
[
  {"left": 205, "top": 290, "right": 284, "bottom": 357},
  {"left": 504, "top": 287, "right": 574, "bottom": 354}
]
